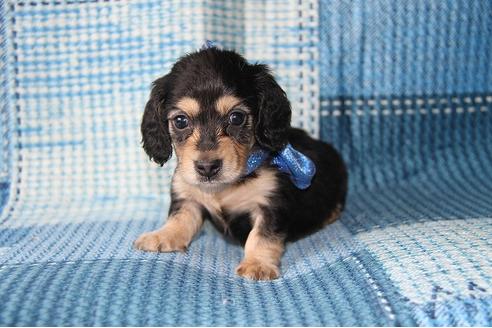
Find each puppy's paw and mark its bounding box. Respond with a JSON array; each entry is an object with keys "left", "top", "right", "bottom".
[
  {"left": 235, "top": 259, "right": 280, "bottom": 280},
  {"left": 134, "top": 230, "right": 188, "bottom": 253}
]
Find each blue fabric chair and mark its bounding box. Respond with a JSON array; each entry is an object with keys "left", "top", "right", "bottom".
[{"left": 1, "top": 0, "right": 491, "bottom": 325}]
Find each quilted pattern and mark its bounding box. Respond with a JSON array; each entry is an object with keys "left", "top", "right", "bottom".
[{"left": 1, "top": 0, "right": 491, "bottom": 325}]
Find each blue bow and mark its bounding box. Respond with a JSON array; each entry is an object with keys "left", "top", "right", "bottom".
[
  {"left": 201, "top": 40, "right": 221, "bottom": 50},
  {"left": 245, "top": 144, "right": 316, "bottom": 189}
]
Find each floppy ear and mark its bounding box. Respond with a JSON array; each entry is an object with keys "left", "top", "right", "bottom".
[
  {"left": 254, "top": 66, "right": 292, "bottom": 152},
  {"left": 141, "top": 74, "right": 173, "bottom": 166}
]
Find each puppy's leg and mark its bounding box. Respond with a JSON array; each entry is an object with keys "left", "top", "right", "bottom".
[
  {"left": 134, "top": 201, "right": 202, "bottom": 252},
  {"left": 236, "top": 216, "right": 285, "bottom": 280}
]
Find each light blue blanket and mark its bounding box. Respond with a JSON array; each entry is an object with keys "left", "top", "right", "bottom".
[{"left": 1, "top": 0, "right": 491, "bottom": 325}]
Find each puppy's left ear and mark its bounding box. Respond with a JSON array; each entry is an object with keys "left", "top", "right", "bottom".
[{"left": 254, "top": 65, "right": 292, "bottom": 152}]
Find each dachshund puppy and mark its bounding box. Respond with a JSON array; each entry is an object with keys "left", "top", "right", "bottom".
[{"left": 135, "top": 47, "right": 347, "bottom": 280}]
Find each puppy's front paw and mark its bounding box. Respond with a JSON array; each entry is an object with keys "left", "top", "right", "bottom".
[
  {"left": 236, "top": 259, "right": 280, "bottom": 280},
  {"left": 134, "top": 230, "right": 188, "bottom": 253}
]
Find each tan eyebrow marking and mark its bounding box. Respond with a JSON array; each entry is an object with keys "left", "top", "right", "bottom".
[
  {"left": 175, "top": 97, "right": 200, "bottom": 117},
  {"left": 215, "top": 95, "right": 243, "bottom": 115}
]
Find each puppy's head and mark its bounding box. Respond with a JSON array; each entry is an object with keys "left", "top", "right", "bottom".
[{"left": 141, "top": 48, "right": 291, "bottom": 190}]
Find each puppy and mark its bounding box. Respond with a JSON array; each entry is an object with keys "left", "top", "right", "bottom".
[{"left": 135, "top": 47, "right": 348, "bottom": 280}]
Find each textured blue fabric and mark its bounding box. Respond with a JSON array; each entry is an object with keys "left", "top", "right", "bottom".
[
  {"left": 246, "top": 144, "right": 316, "bottom": 189},
  {"left": 1, "top": 0, "right": 492, "bottom": 326}
]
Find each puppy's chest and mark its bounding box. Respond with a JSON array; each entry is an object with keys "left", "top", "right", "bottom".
[
  {"left": 202, "top": 183, "right": 269, "bottom": 242},
  {"left": 204, "top": 175, "right": 274, "bottom": 219},
  {"left": 178, "top": 168, "right": 277, "bottom": 227}
]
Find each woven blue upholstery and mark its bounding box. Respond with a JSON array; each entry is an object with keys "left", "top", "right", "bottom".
[{"left": 1, "top": 0, "right": 491, "bottom": 326}]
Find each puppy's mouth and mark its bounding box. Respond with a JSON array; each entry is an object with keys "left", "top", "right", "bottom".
[
  {"left": 194, "top": 176, "right": 229, "bottom": 193},
  {"left": 177, "top": 161, "right": 245, "bottom": 192},
  {"left": 194, "top": 171, "right": 243, "bottom": 192},
  {"left": 198, "top": 176, "right": 222, "bottom": 184}
]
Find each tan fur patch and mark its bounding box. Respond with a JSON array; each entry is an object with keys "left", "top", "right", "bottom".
[
  {"left": 236, "top": 217, "right": 284, "bottom": 280},
  {"left": 175, "top": 97, "right": 200, "bottom": 117},
  {"left": 172, "top": 173, "right": 222, "bottom": 217},
  {"left": 215, "top": 95, "right": 242, "bottom": 115},
  {"left": 243, "top": 230, "right": 284, "bottom": 266},
  {"left": 324, "top": 203, "right": 342, "bottom": 226},
  {"left": 216, "top": 168, "right": 277, "bottom": 212},
  {"left": 173, "top": 129, "right": 200, "bottom": 171},
  {"left": 172, "top": 167, "right": 277, "bottom": 219},
  {"left": 214, "top": 136, "right": 251, "bottom": 183},
  {"left": 134, "top": 202, "right": 203, "bottom": 252},
  {"left": 235, "top": 257, "right": 281, "bottom": 280},
  {"left": 178, "top": 135, "right": 250, "bottom": 184}
]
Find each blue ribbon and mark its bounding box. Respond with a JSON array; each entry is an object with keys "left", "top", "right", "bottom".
[
  {"left": 201, "top": 40, "right": 221, "bottom": 50},
  {"left": 246, "top": 144, "right": 316, "bottom": 189}
]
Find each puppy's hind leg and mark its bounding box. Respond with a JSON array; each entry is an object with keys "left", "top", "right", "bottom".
[{"left": 134, "top": 201, "right": 203, "bottom": 252}]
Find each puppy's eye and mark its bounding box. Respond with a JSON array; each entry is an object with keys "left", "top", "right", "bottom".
[
  {"left": 229, "top": 111, "right": 246, "bottom": 126},
  {"left": 173, "top": 115, "right": 189, "bottom": 129}
]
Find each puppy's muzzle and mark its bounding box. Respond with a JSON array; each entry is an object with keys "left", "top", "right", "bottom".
[{"left": 194, "top": 159, "right": 222, "bottom": 178}]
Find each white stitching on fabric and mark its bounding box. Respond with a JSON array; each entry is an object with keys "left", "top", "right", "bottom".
[
  {"left": 320, "top": 95, "right": 492, "bottom": 117},
  {"left": 320, "top": 105, "right": 489, "bottom": 117},
  {"left": 320, "top": 95, "right": 492, "bottom": 111},
  {"left": 351, "top": 256, "right": 397, "bottom": 321}
]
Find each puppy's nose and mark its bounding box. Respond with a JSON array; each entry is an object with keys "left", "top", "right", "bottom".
[{"left": 194, "top": 159, "right": 222, "bottom": 178}]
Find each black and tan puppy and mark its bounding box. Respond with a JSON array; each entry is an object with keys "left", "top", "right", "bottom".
[{"left": 135, "top": 47, "right": 347, "bottom": 280}]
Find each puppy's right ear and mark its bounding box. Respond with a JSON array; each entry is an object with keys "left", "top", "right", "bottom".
[{"left": 141, "top": 74, "right": 173, "bottom": 166}]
